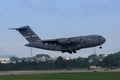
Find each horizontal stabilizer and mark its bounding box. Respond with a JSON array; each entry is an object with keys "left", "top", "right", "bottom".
[
  {"left": 8, "top": 28, "right": 18, "bottom": 30},
  {"left": 9, "top": 26, "right": 30, "bottom": 30}
]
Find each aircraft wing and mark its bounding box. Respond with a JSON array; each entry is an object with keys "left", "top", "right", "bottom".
[
  {"left": 42, "top": 39, "right": 59, "bottom": 44},
  {"left": 42, "top": 38, "right": 73, "bottom": 44}
]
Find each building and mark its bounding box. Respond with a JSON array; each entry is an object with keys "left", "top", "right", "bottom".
[{"left": 0, "top": 55, "right": 16, "bottom": 64}]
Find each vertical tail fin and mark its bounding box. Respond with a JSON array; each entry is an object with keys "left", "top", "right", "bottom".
[{"left": 13, "top": 26, "right": 41, "bottom": 42}]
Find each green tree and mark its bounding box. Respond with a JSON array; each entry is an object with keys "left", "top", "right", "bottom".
[{"left": 54, "top": 56, "right": 66, "bottom": 69}]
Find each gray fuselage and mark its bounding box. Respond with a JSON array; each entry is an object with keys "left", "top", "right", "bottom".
[{"left": 25, "top": 35, "right": 106, "bottom": 53}]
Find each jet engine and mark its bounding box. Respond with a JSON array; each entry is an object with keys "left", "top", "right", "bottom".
[
  {"left": 58, "top": 38, "right": 80, "bottom": 44},
  {"left": 58, "top": 38, "right": 72, "bottom": 44}
]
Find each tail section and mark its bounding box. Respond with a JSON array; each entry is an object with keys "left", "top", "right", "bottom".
[{"left": 12, "top": 26, "right": 41, "bottom": 42}]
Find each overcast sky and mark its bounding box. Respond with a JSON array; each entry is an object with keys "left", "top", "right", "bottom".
[{"left": 0, "top": 0, "right": 120, "bottom": 58}]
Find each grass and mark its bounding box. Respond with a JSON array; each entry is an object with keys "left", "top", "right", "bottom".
[{"left": 0, "top": 72, "right": 120, "bottom": 80}]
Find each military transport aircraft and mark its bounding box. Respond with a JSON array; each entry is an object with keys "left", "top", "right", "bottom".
[{"left": 10, "top": 26, "right": 106, "bottom": 54}]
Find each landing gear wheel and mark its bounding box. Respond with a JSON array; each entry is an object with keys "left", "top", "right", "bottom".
[
  {"left": 73, "top": 50, "right": 76, "bottom": 53},
  {"left": 61, "top": 51, "right": 65, "bottom": 53},
  {"left": 99, "top": 46, "right": 102, "bottom": 49},
  {"left": 68, "top": 51, "right": 72, "bottom": 54}
]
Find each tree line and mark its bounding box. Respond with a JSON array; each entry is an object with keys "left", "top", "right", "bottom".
[{"left": 0, "top": 51, "right": 120, "bottom": 71}]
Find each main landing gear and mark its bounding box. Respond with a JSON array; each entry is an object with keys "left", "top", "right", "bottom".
[{"left": 62, "top": 50, "right": 77, "bottom": 54}]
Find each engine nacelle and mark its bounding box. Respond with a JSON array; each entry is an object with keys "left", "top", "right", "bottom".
[{"left": 58, "top": 38, "right": 71, "bottom": 44}]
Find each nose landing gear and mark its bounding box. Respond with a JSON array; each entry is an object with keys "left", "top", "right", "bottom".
[{"left": 99, "top": 46, "right": 102, "bottom": 49}]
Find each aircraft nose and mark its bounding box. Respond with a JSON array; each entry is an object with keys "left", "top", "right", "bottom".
[
  {"left": 98, "top": 36, "right": 106, "bottom": 44},
  {"left": 101, "top": 36, "right": 106, "bottom": 43}
]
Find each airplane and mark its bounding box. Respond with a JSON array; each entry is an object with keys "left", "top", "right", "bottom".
[{"left": 10, "top": 26, "right": 106, "bottom": 54}]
